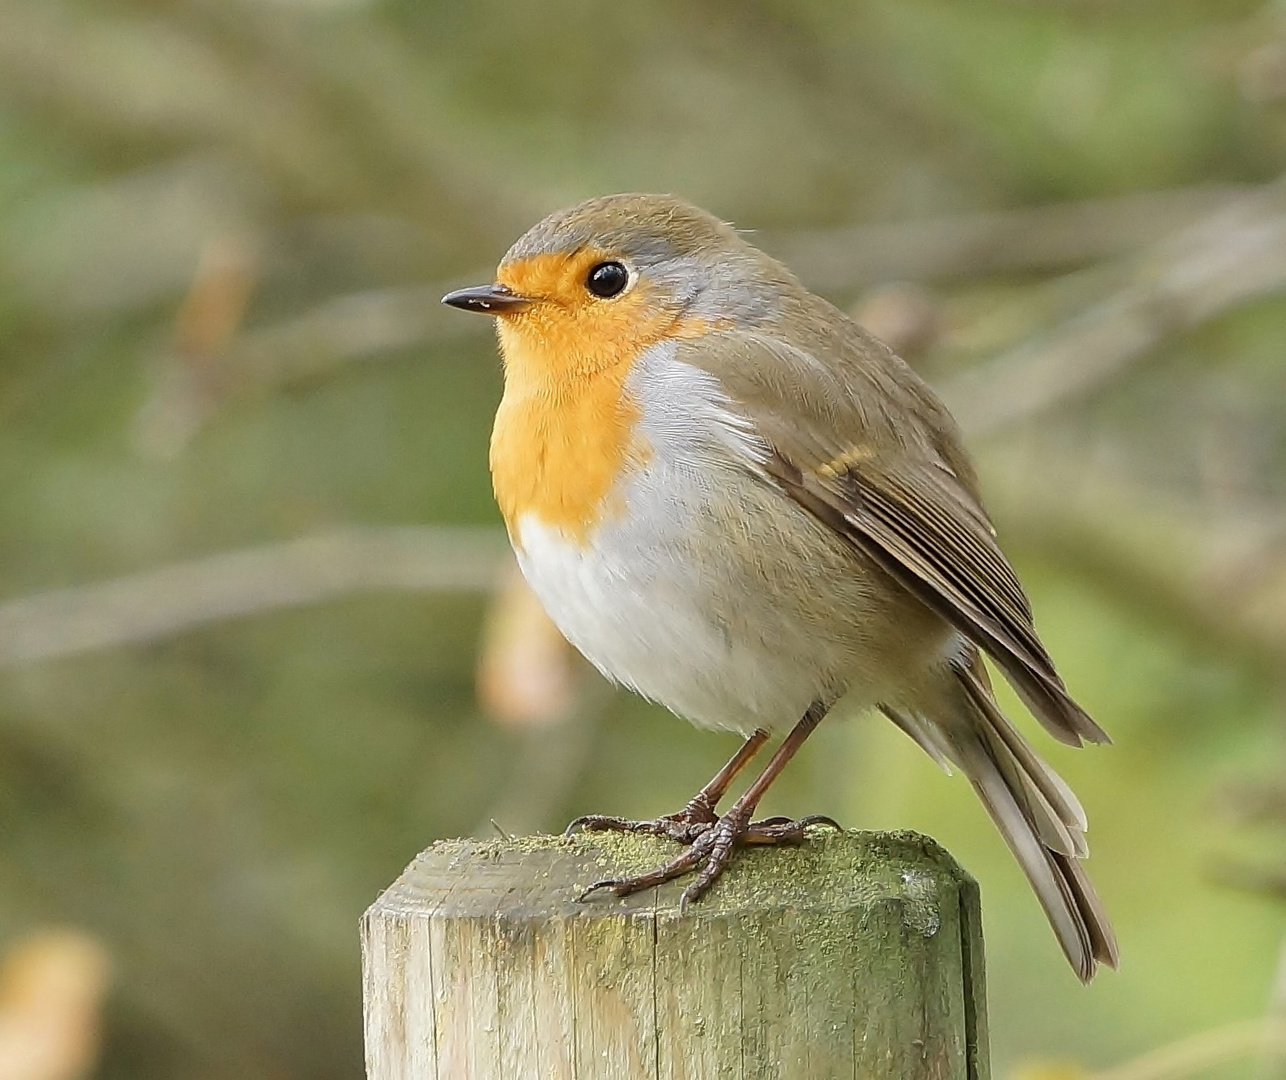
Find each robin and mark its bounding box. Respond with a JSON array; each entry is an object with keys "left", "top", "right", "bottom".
[{"left": 443, "top": 194, "right": 1119, "bottom": 981}]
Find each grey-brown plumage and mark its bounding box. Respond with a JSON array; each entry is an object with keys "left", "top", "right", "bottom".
[
  {"left": 674, "top": 262, "right": 1118, "bottom": 980},
  {"left": 445, "top": 192, "right": 1119, "bottom": 982}
]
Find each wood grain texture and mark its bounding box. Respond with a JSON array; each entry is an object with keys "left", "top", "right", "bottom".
[{"left": 361, "top": 830, "right": 989, "bottom": 1080}]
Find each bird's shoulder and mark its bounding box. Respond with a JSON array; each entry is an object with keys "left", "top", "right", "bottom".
[{"left": 673, "top": 296, "right": 980, "bottom": 502}]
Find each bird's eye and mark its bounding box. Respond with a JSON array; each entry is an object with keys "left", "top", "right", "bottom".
[{"left": 585, "top": 261, "right": 629, "bottom": 299}]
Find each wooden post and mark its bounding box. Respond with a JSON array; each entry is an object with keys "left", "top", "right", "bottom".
[{"left": 361, "top": 830, "right": 989, "bottom": 1080}]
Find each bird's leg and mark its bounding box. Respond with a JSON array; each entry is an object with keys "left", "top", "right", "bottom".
[
  {"left": 577, "top": 701, "right": 841, "bottom": 906},
  {"left": 566, "top": 730, "right": 769, "bottom": 844},
  {"left": 673, "top": 728, "right": 772, "bottom": 823}
]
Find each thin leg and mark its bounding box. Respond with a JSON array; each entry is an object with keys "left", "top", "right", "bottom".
[
  {"left": 727, "top": 702, "right": 827, "bottom": 814},
  {"left": 688, "top": 729, "right": 772, "bottom": 814},
  {"left": 679, "top": 701, "right": 831, "bottom": 905},
  {"left": 577, "top": 701, "right": 841, "bottom": 907},
  {"left": 566, "top": 729, "right": 770, "bottom": 843}
]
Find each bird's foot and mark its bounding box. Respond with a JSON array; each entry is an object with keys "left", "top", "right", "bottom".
[
  {"left": 564, "top": 793, "right": 721, "bottom": 845},
  {"left": 575, "top": 808, "right": 841, "bottom": 910}
]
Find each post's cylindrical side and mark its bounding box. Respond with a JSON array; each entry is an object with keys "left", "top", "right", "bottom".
[{"left": 360, "top": 830, "right": 988, "bottom": 1080}]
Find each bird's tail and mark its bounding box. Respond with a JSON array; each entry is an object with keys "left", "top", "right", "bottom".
[{"left": 919, "top": 658, "right": 1119, "bottom": 982}]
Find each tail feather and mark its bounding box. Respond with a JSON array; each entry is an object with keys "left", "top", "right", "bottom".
[
  {"left": 881, "top": 703, "right": 953, "bottom": 774},
  {"left": 1057, "top": 851, "right": 1120, "bottom": 971},
  {"left": 967, "top": 756, "right": 1097, "bottom": 980},
  {"left": 935, "top": 661, "right": 1118, "bottom": 982},
  {"left": 958, "top": 665, "right": 1088, "bottom": 857}
]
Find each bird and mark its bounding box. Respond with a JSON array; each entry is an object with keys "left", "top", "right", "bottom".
[{"left": 442, "top": 193, "right": 1119, "bottom": 982}]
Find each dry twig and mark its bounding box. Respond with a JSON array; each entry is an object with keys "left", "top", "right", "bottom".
[
  {"left": 980, "top": 442, "right": 1286, "bottom": 673},
  {"left": 1092, "top": 1019, "right": 1286, "bottom": 1080},
  {"left": 764, "top": 185, "right": 1251, "bottom": 292},
  {"left": 0, "top": 527, "right": 510, "bottom": 668},
  {"left": 943, "top": 177, "right": 1286, "bottom": 437}
]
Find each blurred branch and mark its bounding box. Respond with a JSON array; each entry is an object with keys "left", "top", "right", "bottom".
[
  {"left": 135, "top": 275, "right": 490, "bottom": 456},
  {"left": 132, "top": 235, "right": 259, "bottom": 457},
  {"left": 150, "top": 178, "right": 1284, "bottom": 445},
  {"left": 1091, "top": 1019, "right": 1286, "bottom": 1080},
  {"left": 981, "top": 442, "right": 1286, "bottom": 675},
  {"left": 1262, "top": 938, "right": 1286, "bottom": 1080},
  {"left": 851, "top": 282, "right": 945, "bottom": 358},
  {"left": 1207, "top": 783, "right": 1286, "bottom": 904},
  {"left": 1016, "top": 1020, "right": 1286, "bottom": 1080},
  {"left": 0, "top": 1, "right": 366, "bottom": 210},
  {"left": 2, "top": 158, "right": 266, "bottom": 317},
  {"left": 942, "top": 176, "right": 1286, "bottom": 437},
  {"left": 187, "top": 0, "right": 540, "bottom": 236},
  {"left": 220, "top": 283, "right": 488, "bottom": 382},
  {"left": 0, "top": 527, "right": 510, "bottom": 667},
  {"left": 767, "top": 184, "right": 1251, "bottom": 293},
  {"left": 0, "top": 0, "right": 521, "bottom": 258},
  {"left": 893, "top": 178, "right": 1286, "bottom": 682},
  {"left": 1215, "top": 777, "right": 1286, "bottom": 828}
]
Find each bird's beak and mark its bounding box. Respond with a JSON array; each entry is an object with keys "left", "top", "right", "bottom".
[{"left": 441, "top": 283, "right": 533, "bottom": 315}]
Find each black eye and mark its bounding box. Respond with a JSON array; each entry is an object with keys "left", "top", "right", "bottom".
[{"left": 585, "top": 261, "right": 629, "bottom": 298}]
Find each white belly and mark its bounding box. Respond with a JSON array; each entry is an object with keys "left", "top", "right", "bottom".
[
  {"left": 509, "top": 354, "right": 949, "bottom": 735},
  {"left": 512, "top": 515, "right": 827, "bottom": 736}
]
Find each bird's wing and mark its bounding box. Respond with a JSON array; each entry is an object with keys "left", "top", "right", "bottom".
[{"left": 677, "top": 329, "right": 1108, "bottom": 747}]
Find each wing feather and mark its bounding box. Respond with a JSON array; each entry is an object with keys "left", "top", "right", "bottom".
[
  {"left": 768, "top": 452, "right": 1108, "bottom": 746},
  {"left": 675, "top": 329, "right": 1109, "bottom": 748}
]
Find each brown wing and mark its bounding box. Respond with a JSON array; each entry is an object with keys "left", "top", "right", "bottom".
[
  {"left": 766, "top": 452, "right": 1107, "bottom": 747},
  {"left": 678, "top": 329, "right": 1109, "bottom": 748}
]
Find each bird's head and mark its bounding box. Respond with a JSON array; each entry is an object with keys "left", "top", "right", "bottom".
[{"left": 443, "top": 193, "right": 791, "bottom": 382}]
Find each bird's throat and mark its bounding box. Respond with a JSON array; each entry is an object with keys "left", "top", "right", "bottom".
[
  {"left": 489, "top": 328, "right": 648, "bottom": 546},
  {"left": 486, "top": 261, "right": 712, "bottom": 545}
]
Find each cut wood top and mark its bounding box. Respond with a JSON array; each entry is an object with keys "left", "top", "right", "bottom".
[{"left": 370, "top": 828, "right": 971, "bottom": 923}]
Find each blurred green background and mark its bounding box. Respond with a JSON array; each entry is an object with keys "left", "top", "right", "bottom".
[{"left": 1, "top": 0, "right": 1286, "bottom": 1077}]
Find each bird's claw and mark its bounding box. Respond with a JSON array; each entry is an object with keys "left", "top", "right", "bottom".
[
  {"left": 564, "top": 797, "right": 720, "bottom": 845},
  {"left": 742, "top": 813, "right": 843, "bottom": 840},
  {"left": 575, "top": 879, "right": 627, "bottom": 903},
  {"left": 574, "top": 810, "right": 843, "bottom": 908}
]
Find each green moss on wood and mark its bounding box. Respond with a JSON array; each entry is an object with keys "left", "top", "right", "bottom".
[{"left": 365, "top": 829, "right": 989, "bottom": 1079}]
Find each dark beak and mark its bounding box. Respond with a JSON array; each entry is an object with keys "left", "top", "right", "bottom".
[{"left": 441, "top": 283, "right": 533, "bottom": 315}]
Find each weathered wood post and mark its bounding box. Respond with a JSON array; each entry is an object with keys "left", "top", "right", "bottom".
[{"left": 361, "top": 830, "right": 988, "bottom": 1079}]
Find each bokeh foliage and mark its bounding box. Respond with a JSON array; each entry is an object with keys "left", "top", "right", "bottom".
[{"left": 1, "top": 1, "right": 1286, "bottom": 1077}]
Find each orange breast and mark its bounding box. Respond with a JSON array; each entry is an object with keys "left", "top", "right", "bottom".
[
  {"left": 489, "top": 343, "right": 646, "bottom": 543},
  {"left": 488, "top": 252, "right": 707, "bottom": 544}
]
